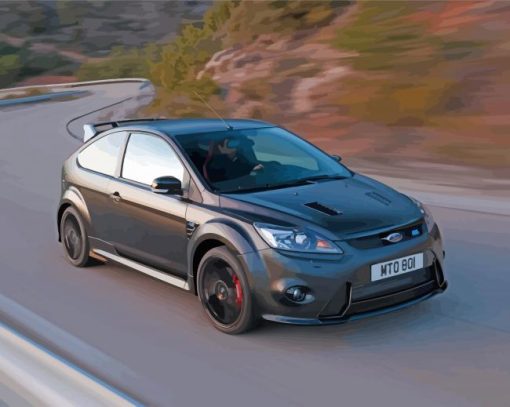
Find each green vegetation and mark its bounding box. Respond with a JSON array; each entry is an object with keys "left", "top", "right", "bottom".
[
  {"left": 55, "top": 0, "right": 88, "bottom": 27},
  {"left": 77, "top": 1, "right": 237, "bottom": 115},
  {"left": 77, "top": 0, "right": 345, "bottom": 116},
  {"left": 0, "top": 1, "right": 205, "bottom": 54},
  {"left": 16, "top": 0, "right": 505, "bottom": 167},
  {"left": 2, "top": 0, "right": 48, "bottom": 35},
  {"left": 76, "top": 45, "right": 160, "bottom": 81},
  {"left": 147, "top": 1, "right": 236, "bottom": 116},
  {"left": 151, "top": 1, "right": 234, "bottom": 95},
  {"left": 0, "top": 41, "right": 74, "bottom": 87},
  {"left": 332, "top": 1, "right": 486, "bottom": 126},
  {"left": 221, "top": 0, "right": 344, "bottom": 45},
  {"left": 0, "top": 54, "right": 22, "bottom": 87}
]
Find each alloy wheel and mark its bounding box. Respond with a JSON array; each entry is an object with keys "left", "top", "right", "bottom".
[{"left": 201, "top": 258, "right": 244, "bottom": 325}]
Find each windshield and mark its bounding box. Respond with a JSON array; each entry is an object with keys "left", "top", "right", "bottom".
[{"left": 175, "top": 127, "right": 352, "bottom": 193}]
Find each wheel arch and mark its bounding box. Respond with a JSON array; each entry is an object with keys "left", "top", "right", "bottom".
[
  {"left": 188, "top": 219, "right": 258, "bottom": 295},
  {"left": 191, "top": 239, "right": 225, "bottom": 294},
  {"left": 57, "top": 186, "right": 91, "bottom": 241}
]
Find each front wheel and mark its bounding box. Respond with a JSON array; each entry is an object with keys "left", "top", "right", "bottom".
[
  {"left": 197, "top": 246, "right": 257, "bottom": 334},
  {"left": 60, "top": 206, "right": 92, "bottom": 267}
]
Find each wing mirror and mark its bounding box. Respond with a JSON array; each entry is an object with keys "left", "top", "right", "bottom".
[
  {"left": 331, "top": 154, "right": 342, "bottom": 162},
  {"left": 151, "top": 176, "right": 182, "bottom": 195}
]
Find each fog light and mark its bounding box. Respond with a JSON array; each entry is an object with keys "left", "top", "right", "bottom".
[{"left": 285, "top": 286, "right": 307, "bottom": 302}]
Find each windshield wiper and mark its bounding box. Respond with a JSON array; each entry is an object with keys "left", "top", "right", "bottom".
[
  {"left": 295, "top": 174, "right": 348, "bottom": 182},
  {"left": 222, "top": 174, "right": 347, "bottom": 194},
  {"left": 261, "top": 174, "right": 347, "bottom": 190}
]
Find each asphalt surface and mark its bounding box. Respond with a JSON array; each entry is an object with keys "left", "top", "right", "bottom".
[{"left": 1, "top": 83, "right": 509, "bottom": 406}]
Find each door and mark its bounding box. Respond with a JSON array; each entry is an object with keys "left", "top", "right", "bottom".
[
  {"left": 105, "top": 132, "right": 189, "bottom": 276},
  {"left": 75, "top": 131, "right": 128, "bottom": 240}
]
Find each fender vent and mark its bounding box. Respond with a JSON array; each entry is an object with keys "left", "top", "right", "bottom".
[
  {"left": 304, "top": 201, "right": 341, "bottom": 216},
  {"left": 186, "top": 221, "right": 198, "bottom": 238}
]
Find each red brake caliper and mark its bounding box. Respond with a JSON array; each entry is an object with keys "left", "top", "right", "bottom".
[{"left": 232, "top": 274, "right": 243, "bottom": 305}]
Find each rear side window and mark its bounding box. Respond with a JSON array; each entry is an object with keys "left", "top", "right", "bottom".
[
  {"left": 121, "top": 133, "right": 184, "bottom": 185},
  {"left": 77, "top": 132, "right": 126, "bottom": 176}
]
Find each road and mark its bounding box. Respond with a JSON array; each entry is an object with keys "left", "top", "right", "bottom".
[{"left": 1, "top": 83, "right": 509, "bottom": 406}]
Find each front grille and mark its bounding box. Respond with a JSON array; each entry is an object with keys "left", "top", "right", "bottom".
[
  {"left": 346, "top": 221, "right": 424, "bottom": 250},
  {"left": 319, "top": 260, "right": 445, "bottom": 321},
  {"left": 351, "top": 265, "right": 434, "bottom": 301}
]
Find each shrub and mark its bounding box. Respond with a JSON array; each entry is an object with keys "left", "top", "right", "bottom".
[{"left": 0, "top": 54, "right": 22, "bottom": 87}]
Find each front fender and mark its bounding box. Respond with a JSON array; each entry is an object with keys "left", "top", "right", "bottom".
[
  {"left": 188, "top": 217, "right": 258, "bottom": 258},
  {"left": 186, "top": 217, "right": 265, "bottom": 289}
]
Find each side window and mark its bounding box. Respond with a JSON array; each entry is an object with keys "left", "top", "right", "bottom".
[
  {"left": 77, "top": 132, "right": 126, "bottom": 176},
  {"left": 122, "top": 133, "right": 185, "bottom": 185}
]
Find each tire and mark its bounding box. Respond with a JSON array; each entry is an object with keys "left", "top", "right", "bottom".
[
  {"left": 60, "top": 206, "right": 92, "bottom": 267},
  {"left": 197, "top": 246, "right": 258, "bottom": 334}
]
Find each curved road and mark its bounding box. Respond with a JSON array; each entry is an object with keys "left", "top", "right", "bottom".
[{"left": 1, "top": 83, "right": 509, "bottom": 406}]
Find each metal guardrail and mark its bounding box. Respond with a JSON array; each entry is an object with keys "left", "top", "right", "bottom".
[
  {"left": 0, "top": 90, "right": 88, "bottom": 107},
  {"left": 0, "top": 78, "right": 154, "bottom": 142},
  {"left": 0, "top": 78, "right": 149, "bottom": 94},
  {"left": 0, "top": 79, "right": 153, "bottom": 404},
  {"left": 0, "top": 321, "right": 141, "bottom": 406}
]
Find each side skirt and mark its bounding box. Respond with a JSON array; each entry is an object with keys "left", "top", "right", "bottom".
[{"left": 93, "top": 249, "right": 191, "bottom": 291}]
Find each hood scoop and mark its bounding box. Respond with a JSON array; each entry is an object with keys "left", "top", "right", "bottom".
[{"left": 304, "top": 201, "right": 342, "bottom": 216}]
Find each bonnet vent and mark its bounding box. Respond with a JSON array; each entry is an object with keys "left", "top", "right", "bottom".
[{"left": 304, "top": 201, "right": 341, "bottom": 216}]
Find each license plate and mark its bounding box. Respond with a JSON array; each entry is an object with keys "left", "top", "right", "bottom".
[{"left": 371, "top": 253, "right": 424, "bottom": 282}]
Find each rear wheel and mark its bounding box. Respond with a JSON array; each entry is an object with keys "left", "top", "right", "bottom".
[
  {"left": 60, "top": 206, "right": 91, "bottom": 267},
  {"left": 197, "top": 247, "right": 257, "bottom": 334}
]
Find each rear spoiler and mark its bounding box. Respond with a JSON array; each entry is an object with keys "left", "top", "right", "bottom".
[{"left": 82, "top": 118, "right": 165, "bottom": 142}]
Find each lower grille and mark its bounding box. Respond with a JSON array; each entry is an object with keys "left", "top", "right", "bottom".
[{"left": 345, "top": 280, "right": 436, "bottom": 316}]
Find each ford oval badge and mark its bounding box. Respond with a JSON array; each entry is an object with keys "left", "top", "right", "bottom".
[{"left": 382, "top": 232, "right": 403, "bottom": 243}]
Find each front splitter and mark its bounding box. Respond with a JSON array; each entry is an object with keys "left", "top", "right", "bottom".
[{"left": 262, "top": 281, "right": 447, "bottom": 326}]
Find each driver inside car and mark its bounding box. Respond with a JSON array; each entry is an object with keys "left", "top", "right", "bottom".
[{"left": 203, "top": 137, "right": 263, "bottom": 183}]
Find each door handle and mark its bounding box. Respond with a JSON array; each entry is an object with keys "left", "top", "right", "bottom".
[{"left": 110, "top": 191, "right": 121, "bottom": 203}]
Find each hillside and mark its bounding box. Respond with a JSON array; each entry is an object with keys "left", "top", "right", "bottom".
[
  {"left": 135, "top": 0, "right": 510, "bottom": 169},
  {"left": 0, "top": 1, "right": 207, "bottom": 55},
  {"left": 5, "top": 0, "right": 510, "bottom": 170},
  {"left": 0, "top": 0, "right": 207, "bottom": 86}
]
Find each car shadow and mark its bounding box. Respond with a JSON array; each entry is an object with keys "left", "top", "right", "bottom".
[{"left": 245, "top": 299, "right": 456, "bottom": 351}]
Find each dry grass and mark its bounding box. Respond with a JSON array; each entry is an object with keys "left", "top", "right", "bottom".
[{"left": 0, "top": 87, "right": 46, "bottom": 100}]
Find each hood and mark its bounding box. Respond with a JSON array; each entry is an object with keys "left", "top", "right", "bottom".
[{"left": 220, "top": 174, "right": 422, "bottom": 240}]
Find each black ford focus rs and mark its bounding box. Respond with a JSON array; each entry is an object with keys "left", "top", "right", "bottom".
[{"left": 57, "top": 118, "right": 447, "bottom": 334}]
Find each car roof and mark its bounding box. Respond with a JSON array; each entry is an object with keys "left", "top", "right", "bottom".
[{"left": 121, "top": 118, "right": 274, "bottom": 137}]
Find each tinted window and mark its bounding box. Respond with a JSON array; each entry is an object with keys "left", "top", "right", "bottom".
[
  {"left": 250, "top": 131, "right": 319, "bottom": 171},
  {"left": 122, "top": 133, "right": 184, "bottom": 185},
  {"left": 78, "top": 132, "right": 126, "bottom": 176},
  {"left": 175, "top": 127, "right": 351, "bottom": 193}
]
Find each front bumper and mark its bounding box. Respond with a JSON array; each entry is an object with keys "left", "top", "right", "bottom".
[
  {"left": 263, "top": 265, "right": 447, "bottom": 325},
  {"left": 239, "top": 224, "right": 447, "bottom": 325}
]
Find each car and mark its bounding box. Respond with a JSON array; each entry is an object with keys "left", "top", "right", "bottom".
[{"left": 57, "top": 118, "right": 448, "bottom": 334}]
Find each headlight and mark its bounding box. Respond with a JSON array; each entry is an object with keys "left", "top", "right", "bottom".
[
  {"left": 254, "top": 223, "right": 343, "bottom": 254},
  {"left": 410, "top": 197, "right": 436, "bottom": 232}
]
